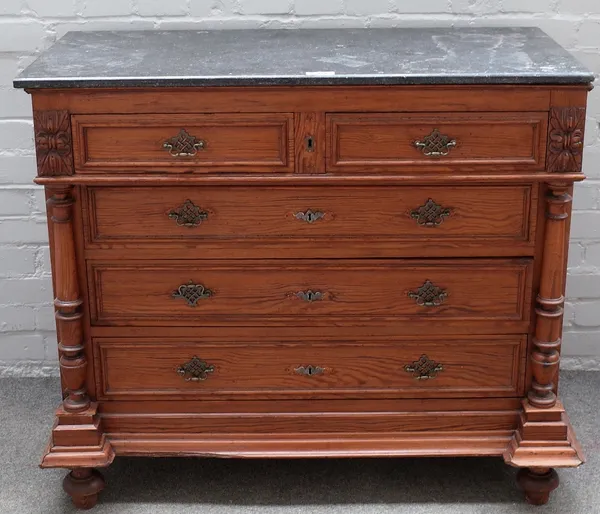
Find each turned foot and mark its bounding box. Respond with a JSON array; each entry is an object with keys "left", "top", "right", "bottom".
[
  {"left": 63, "top": 468, "right": 105, "bottom": 510},
  {"left": 516, "top": 467, "right": 559, "bottom": 505}
]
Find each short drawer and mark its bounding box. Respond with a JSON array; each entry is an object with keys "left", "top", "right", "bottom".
[
  {"left": 72, "top": 113, "right": 294, "bottom": 172},
  {"left": 84, "top": 185, "right": 537, "bottom": 256},
  {"left": 327, "top": 112, "right": 548, "bottom": 172},
  {"left": 94, "top": 335, "right": 526, "bottom": 400},
  {"left": 88, "top": 259, "right": 532, "bottom": 330}
]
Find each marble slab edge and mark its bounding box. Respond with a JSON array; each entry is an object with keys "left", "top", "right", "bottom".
[{"left": 14, "top": 75, "right": 595, "bottom": 89}]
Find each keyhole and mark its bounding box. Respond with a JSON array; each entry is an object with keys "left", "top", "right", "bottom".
[{"left": 305, "top": 136, "right": 315, "bottom": 152}]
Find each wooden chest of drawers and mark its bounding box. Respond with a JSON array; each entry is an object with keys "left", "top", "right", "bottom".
[{"left": 15, "top": 28, "right": 594, "bottom": 509}]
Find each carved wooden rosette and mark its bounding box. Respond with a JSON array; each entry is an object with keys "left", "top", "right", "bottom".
[
  {"left": 547, "top": 107, "right": 585, "bottom": 173},
  {"left": 528, "top": 184, "right": 571, "bottom": 409},
  {"left": 47, "top": 186, "right": 90, "bottom": 412},
  {"left": 34, "top": 110, "right": 74, "bottom": 177}
]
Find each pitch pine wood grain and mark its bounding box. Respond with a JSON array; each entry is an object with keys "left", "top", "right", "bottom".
[
  {"left": 86, "top": 258, "right": 532, "bottom": 327},
  {"left": 72, "top": 113, "right": 294, "bottom": 173},
  {"left": 84, "top": 184, "right": 536, "bottom": 245},
  {"left": 94, "top": 336, "right": 525, "bottom": 400},
  {"left": 29, "top": 84, "right": 589, "bottom": 507}
]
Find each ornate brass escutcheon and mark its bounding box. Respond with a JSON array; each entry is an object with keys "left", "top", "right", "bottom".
[
  {"left": 408, "top": 280, "right": 448, "bottom": 307},
  {"left": 177, "top": 356, "right": 215, "bottom": 381},
  {"left": 404, "top": 355, "right": 443, "bottom": 380},
  {"left": 410, "top": 198, "right": 452, "bottom": 227},
  {"left": 168, "top": 199, "right": 209, "bottom": 227},
  {"left": 295, "top": 365, "right": 325, "bottom": 376},
  {"left": 413, "top": 129, "right": 457, "bottom": 157},
  {"left": 172, "top": 280, "right": 213, "bottom": 306},
  {"left": 163, "top": 129, "right": 206, "bottom": 157},
  {"left": 294, "top": 210, "right": 325, "bottom": 223},
  {"left": 295, "top": 290, "right": 324, "bottom": 302}
]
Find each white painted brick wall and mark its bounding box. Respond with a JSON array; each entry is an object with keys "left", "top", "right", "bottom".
[{"left": 1, "top": 0, "right": 599, "bottom": 375}]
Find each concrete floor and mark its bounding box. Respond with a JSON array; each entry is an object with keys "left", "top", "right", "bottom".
[{"left": 0, "top": 372, "right": 598, "bottom": 514}]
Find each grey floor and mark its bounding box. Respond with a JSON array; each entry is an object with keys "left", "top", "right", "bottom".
[{"left": 1, "top": 373, "right": 598, "bottom": 514}]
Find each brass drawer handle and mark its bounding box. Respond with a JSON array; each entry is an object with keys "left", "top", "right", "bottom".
[
  {"left": 163, "top": 129, "right": 206, "bottom": 157},
  {"left": 295, "top": 365, "right": 325, "bottom": 376},
  {"left": 178, "top": 356, "right": 215, "bottom": 381},
  {"left": 296, "top": 290, "right": 324, "bottom": 302},
  {"left": 172, "top": 280, "right": 213, "bottom": 306},
  {"left": 410, "top": 199, "right": 452, "bottom": 227},
  {"left": 168, "top": 199, "right": 209, "bottom": 227},
  {"left": 408, "top": 280, "right": 448, "bottom": 307},
  {"left": 404, "top": 355, "right": 443, "bottom": 380},
  {"left": 413, "top": 129, "right": 457, "bottom": 157},
  {"left": 295, "top": 210, "right": 325, "bottom": 224}
]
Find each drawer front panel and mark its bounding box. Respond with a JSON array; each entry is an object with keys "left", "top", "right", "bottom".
[
  {"left": 72, "top": 113, "right": 294, "bottom": 172},
  {"left": 88, "top": 259, "right": 532, "bottom": 327},
  {"left": 95, "top": 336, "right": 526, "bottom": 400},
  {"left": 85, "top": 185, "right": 536, "bottom": 248},
  {"left": 327, "top": 112, "right": 547, "bottom": 172}
]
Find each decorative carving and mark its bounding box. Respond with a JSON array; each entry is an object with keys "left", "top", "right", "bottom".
[
  {"left": 47, "top": 186, "right": 89, "bottom": 412},
  {"left": 294, "top": 210, "right": 325, "bottom": 223},
  {"left": 168, "top": 200, "right": 209, "bottom": 227},
  {"left": 413, "top": 129, "right": 457, "bottom": 157},
  {"left": 408, "top": 280, "right": 448, "bottom": 307},
  {"left": 177, "top": 356, "right": 215, "bottom": 381},
  {"left": 410, "top": 199, "right": 452, "bottom": 227},
  {"left": 528, "top": 184, "right": 572, "bottom": 409},
  {"left": 404, "top": 355, "right": 444, "bottom": 380},
  {"left": 294, "top": 365, "right": 325, "bottom": 376},
  {"left": 163, "top": 129, "right": 206, "bottom": 157},
  {"left": 295, "top": 290, "right": 324, "bottom": 302},
  {"left": 172, "top": 280, "right": 213, "bottom": 306},
  {"left": 33, "top": 110, "right": 74, "bottom": 177},
  {"left": 547, "top": 107, "right": 585, "bottom": 172}
]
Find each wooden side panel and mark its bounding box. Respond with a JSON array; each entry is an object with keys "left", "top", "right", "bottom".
[{"left": 87, "top": 259, "right": 533, "bottom": 327}]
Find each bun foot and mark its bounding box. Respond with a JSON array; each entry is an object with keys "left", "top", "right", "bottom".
[
  {"left": 63, "top": 468, "right": 105, "bottom": 510},
  {"left": 517, "top": 467, "right": 559, "bottom": 506}
]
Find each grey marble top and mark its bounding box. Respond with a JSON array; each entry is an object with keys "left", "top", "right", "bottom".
[{"left": 14, "top": 28, "right": 594, "bottom": 89}]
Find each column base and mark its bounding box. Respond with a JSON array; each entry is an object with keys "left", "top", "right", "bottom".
[
  {"left": 503, "top": 399, "right": 585, "bottom": 468},
  {"left": 41, "top": 402, "right": 115, "bottom": 469}
]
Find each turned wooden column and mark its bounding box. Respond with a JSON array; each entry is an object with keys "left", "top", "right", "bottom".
[
  {"left": 527, "top": 184, "right": 572, "bottom": 409},
  {"left": 528, "top": 183, "right": 572, "bottom": 409},
  {"left": 34, "top": 110, "right": 90, "bottom": 413},
  {"left": 527, "top": 105, "right": 585, "bottom": 409},
  {"left": 47, "top": 185, "right": 90, "bottom": 413}
]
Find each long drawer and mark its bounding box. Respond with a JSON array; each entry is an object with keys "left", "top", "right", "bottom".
[
  {"left": 94, "top": 335, "right": 526, "bottom": 400},
  {"left": 83, "top": 185, "right": 538, "bottom": 257},
  {"left": 87, "top": 259, "right": 533, "bottom": 329},
  {"left": 327, "top": 112, "right": 548, "bottom": 172}
]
